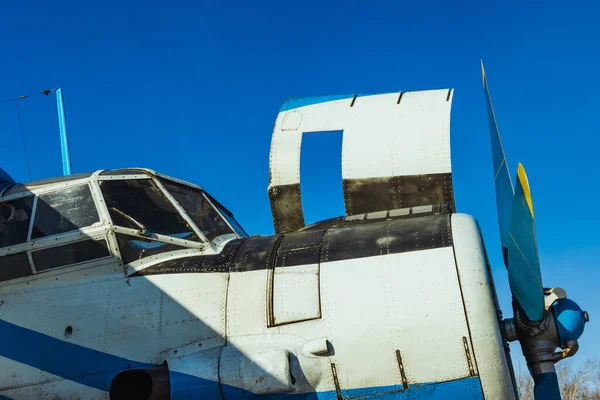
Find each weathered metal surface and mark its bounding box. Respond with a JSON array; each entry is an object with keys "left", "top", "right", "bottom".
[
  {"left": 342, "top": 173, "right": 455, "bottom": 215},
  {"left": 268, "top": 184, "right": 304, "bottom": 234}
]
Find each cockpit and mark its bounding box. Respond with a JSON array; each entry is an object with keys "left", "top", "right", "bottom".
[{"left": 0, "top": 169, "right": 248, "bottom": 284}]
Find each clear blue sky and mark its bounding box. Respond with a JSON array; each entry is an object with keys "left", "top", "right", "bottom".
[{"left": 1, "top": 0, "right": 598, "bottom": 370}]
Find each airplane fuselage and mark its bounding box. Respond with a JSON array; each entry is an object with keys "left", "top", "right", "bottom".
[{"left": 0, "top": 168, "right": 517, "bottom": 399}]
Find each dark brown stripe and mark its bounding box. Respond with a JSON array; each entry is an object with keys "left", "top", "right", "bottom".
[
  {"left": 342, "top": 173, "right": 455, "bottom": 215},
  {"left": 396, "top": 349, "right": 409, "bottom": 390},
  {"left": 323, "top": 215, "right": 452, "bottom": 264},
  {"left": 268, "top": 184, "right": 305, "bottom": 234},
  {"left": 331, "top": 363, "right": 343, "bottom": 400}
]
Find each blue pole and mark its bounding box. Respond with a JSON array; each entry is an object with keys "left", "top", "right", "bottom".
[{"left": 55, "top": 88, "right": 72, "bottom": 176}]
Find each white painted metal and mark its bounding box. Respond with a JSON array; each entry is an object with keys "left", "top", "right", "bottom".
[
  {"left": 318, "top": 247, "right": 473, "bottom": 387},
  {"left": 223, "top": 248, "right": 478, "bottom": 395},
  {"left": 0, "top": 372, "right": 108, "bottom": 399},
  {"left": 220, "top": 333, "right": 335, "bottom": 398},
  {"left": 125, "top": 248, "right": 207, "bottom": 275},
  {"left": 300, "top": 337, "right": 329, "bottom": 357},
  {"left": 272, "top": 263, "right": 321, "bottom": 325},
  {"left": 0, "top": 176, "right": 94, "bottom": 202},
  {"left": 389, "top": 207, "right": 410, "bottom": 217},
  {"left": 226, "top": 269, "right": 271, "bottom": 338},
  {"left": 0, "top": 225, "right": 112, "bottom": 256},
  {"left": 451, "top": 213, "right": 517, "bottom": 399},
  {"left": 111, "top": 222, "right": 205, "bottom": 247},
  {"left": 0, "top": 266, "right": 228, "bottom": 396},
  {"left": 268, "top": 90, "right": 452, "bottom": 189},
  {"left": 96, "top": 174, "right": 151, "bottom": 180},
  {"left": 226, "top": 348, "right": 295, "bottom": 395},
  {"left": 25, "top": 195, "right": 38, "bottom": 241}
]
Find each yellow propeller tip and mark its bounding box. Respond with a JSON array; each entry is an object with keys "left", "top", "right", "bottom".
[
  {"left": 481, "top": 60, "right": 486, "bottom": 85},
  {"left": 516, "top": 163, "right": 534, "bottom": 218}
]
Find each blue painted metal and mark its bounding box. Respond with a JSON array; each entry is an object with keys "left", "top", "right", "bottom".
[
  {"left": 223, "top": 377, "right": 484, "bottom": 399},
  {"left": 482, "top": 64, "right": 515, "bottom": 261},
  {"left": 55, "top": 88, "right": 72, "bottom": 176},
  {"left": 507, "top": 172, "right": 544, "bottom": 322},
  {"left": 553, "top": 298, "right": 587, "bottom": 343},
  {"left": 533, "top": 372, "right": 561, "bottom": 400},
  {"left": 280, "top": 94, "right": 355, "bottom": 111}
]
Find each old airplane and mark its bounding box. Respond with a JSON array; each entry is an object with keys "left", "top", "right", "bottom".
[{"left": 0, "top": 65, "right": 588, "bottom": 399}]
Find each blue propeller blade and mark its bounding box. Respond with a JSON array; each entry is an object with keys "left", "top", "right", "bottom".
[
  {"left": 482, "top": 63, "right": 544, "bottom": 321},
  {"left": 481, "top": 62, "right": 515, "bottom": 265},
  {"left": 507, "top": 164, "right": 544, "bottom": 322},
  {"left": 534, "top": 371, "right": 561, "bottom": 400}
]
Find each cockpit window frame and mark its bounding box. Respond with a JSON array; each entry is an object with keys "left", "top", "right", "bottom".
[
  {"left": 0, "top": 181, "right": 105, "bottom": 252},
  {"left": 0, "top": 178, "right": 116, "bottom": 281},
  {"left": 153, "top": 178, "right": 211, "bottom": 244},
  {"left": 0, "top": 168, "right": 249, "bottom": 283}
]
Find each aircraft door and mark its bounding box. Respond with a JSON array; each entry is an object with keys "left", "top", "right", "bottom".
[{"left": 269, "top": 230, "right": 325, "bottom": 326}]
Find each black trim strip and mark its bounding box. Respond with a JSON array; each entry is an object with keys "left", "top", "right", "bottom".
[
  {"left": 133, "top": 214, "right": 452, "bottom": 277},
  {"left": 343, "top": 173, "right": 455, "bottom": 215},
  {"left": 268, "top": 184, "right": 304, "bottom": 234}
]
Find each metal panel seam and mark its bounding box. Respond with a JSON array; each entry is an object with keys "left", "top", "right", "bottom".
[{"left": 448, "top": 215, "right": 485, "bottom": 396}]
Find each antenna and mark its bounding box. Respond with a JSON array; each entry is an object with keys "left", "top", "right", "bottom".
[{"left": 55, "top": 88, "right": 72, "bottom": 176}]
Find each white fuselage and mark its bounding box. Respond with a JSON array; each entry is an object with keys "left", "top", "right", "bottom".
[{"left": 0, "top": 172, "right": 517, "bottom": 399}]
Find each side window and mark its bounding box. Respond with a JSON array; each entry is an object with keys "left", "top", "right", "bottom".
[
  {"left": 0, "top": 197, "right": 34, "bottom": 248},
  {"left": 0, "top": 253, "right": 31, "bottom": 281},
  {"left": 99, "top": 179, "right": 199, "bottom": 242},
  {"left": 31, "top": 239, "right": 110, "bottom": 272},
  {"left": 32, "top": 184, "right": 99, "bottom": 239},
  {"left": 161, "top": 181, "right": 233, "bottom": 241}
]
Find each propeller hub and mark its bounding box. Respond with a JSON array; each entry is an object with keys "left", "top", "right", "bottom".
[{"left": 552, "top": 298, "right": 588, "bottom": 344}]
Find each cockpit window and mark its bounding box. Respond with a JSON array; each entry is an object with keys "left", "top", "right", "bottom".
[
  {"left": 207, "top": 195, "right": 249, "bottom": 238},
  {"left": 161, "top": 181, "right": 233, "bottom": 241},
  {"left": 100, "top": 179, "right": 199, "bottom": 242},
  {"left": 32, "top": 184, "right": 100, "bottom": 239},
  {"left": 0, "top": 196, "right": 33, "bottom": 248}
]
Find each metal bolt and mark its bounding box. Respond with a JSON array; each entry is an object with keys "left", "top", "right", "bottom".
[{"left": 584, "top": 311, "right": 590, "bottom": 322}]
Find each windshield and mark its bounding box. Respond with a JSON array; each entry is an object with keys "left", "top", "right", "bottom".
[
  {"left": 161, "top": 181, "right": 233, "bottom": 241},
  {"left": 206, "top": 194, "right": 249, "bottom": 238},
  {"left": 99, "top": 179, "right": 199, "bottom": 242}
]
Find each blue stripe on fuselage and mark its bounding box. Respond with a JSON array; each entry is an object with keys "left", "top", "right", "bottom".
[
  {"left": 224, "top": 377, "right": 483, "bottom": 399},
  {"left": 0, "top": 319, "right": 152, "bottom": 391},
  {"left": 0, "top": 319, "right": 483, "bottom": 399},
  {"left": 0, "top": 318, "right": 223, "bottom": 398}
]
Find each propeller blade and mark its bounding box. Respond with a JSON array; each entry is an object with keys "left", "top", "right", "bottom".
[
  {"left": 534, "top": 370, "right": 561, "bottom": 400},
  {"left": 481, "top": 61, "right": 515, "bottom": 265},
  {"left": 507, "top": 164, "right": 544, "bottom": 322}
]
